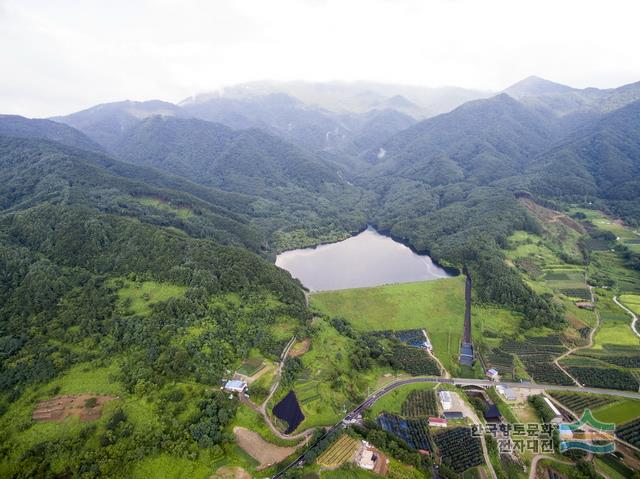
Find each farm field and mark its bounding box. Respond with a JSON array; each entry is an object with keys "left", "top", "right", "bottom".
[
  {"left": 369, "top": 382, "right": 437, "bottom": 416},
  {"left": 316, "top": 434, "right": 359, "bottom": 468},
  {"left": 401, "top": 389, "right": 439, "bottom": 417},
  {"left": 377, "top": 413, "right": 432, "bottom": 451},
  {"left": 236, "top": 358, "right": 265, "bottom": 377},
  {"left": 592, "top": 399, "right": 640, "bottom": 425},
  {"left": 233, "top": 427, "right": 298, "bottom": 469},
  {"left": 433, "top": 427, "right": 484, "bottom": 473},
  {"left": 311, "top": 277, "right": 521, "bottom": 375},
  {"left": 620, "top": 294, "right": 640, "bottom": 315}
]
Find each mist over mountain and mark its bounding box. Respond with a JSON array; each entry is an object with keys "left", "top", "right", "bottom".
[
  {"left": 184, "top": 80, "right": 492, "bottom": 117},
  {"left": 0, "top": 114, "right": 104, "bottom": 152},
  {"left": 53, "top": 100, "right": 190, "bottom": 151},
  {"left": 504, "top": 75, "right": 640, "bottom": 118}
]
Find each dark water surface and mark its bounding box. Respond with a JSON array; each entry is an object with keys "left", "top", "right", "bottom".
[{"left": 275, "top": 227, "right": 451, "bottom": 291}]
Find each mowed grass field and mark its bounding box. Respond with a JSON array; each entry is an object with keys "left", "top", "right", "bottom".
[
  {"left": 311, "top": 277, "right": 521, "bottom": 376},
  {"left": 311, "top": 277, "right": 465, "bottom": 374}
]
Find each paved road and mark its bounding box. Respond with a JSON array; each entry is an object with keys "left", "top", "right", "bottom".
[
  {"left": 271, "top": 375, "right": 640, "bottom": 477},
  {"left": 613, "top": 295, "right": 640, "bottom": 339}
]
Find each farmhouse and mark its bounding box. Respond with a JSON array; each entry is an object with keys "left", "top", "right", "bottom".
[
  {"left": 428, "top": 417, "right": 448, "bottom": 428},
  {"left": 486, "top": 368, "right": 500, "bottom": 381},
  {"left": 355, "top": 442, "right": 380, "bottom": 470},
  {"left": 496, "top": 385, "right": 516, "bottom": 401},
  {"left": 223, "top": 379, "right": 247, "bottom": 394},
  {"left": 439, "top": 390, "right": 452, "bottom": 410}
]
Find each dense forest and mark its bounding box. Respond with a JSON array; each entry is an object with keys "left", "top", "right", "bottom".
[{"left": 2, "top": 75, "right": 640, "bottom": 476}]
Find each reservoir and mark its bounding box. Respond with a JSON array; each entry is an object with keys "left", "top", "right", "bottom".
[{"left": 275, "top": 227, "right": 451, "bottom": 291}]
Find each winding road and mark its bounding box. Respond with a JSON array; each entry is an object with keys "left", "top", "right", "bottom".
[
  {"left": 271, "top": 374, "right": 640, "bottom": 478},
  {"left": 553, "top": 286, "right": 600, "bottom": 387},
  {"left": 613, "top": 295, "right": 640, "bottom": 339}
]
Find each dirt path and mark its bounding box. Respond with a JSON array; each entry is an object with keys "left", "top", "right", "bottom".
[
  {"left": 528, "top": 454, "right": 573, "bottom": 479},
  {"left": 613, "top": 295, "right": 640, "bottom": 339},
  {"left": 422, "top": 329, "right": 450, "bottom": 378},
  {"left": 244, "top": 336, "right": 317, "bottom": 441},
  {"left": 453, "top": 392, "right": 497, "bottom": 479},
  {"left": 553, "top": 286, "right": 600, "bottom": 387}
]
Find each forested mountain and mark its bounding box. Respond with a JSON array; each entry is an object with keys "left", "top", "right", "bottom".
[
  {"left": 522, "top": 99, "right": 640, "bottom": 220},
  {"left": 504, "top": 75, "right": 640, "bottom": 117},
  {"left": 0, "top": 135, "right": 266, "bottom": 251},
  {"left": 4, "top": 75, "right": 639, "bottom": 477},
  {"left": 180, "top": 92, "right": 353, "bottom": 153},
  {"left": 112, "top": 115, "right": 343, "bottom": 194},
  {"left": 52, "top": 100, "right": 190, "bottom": 151},
  {"left": 365, "top": 93, "right": 561, "bottom": 184},
  {"left": 0, "top": 114, "right": 103, "bottom": 152}
]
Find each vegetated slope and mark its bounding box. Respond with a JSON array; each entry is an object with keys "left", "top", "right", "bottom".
[
  {"left": 354, "top": 95, "right": 572, "bottom": 330},
  {"left": 0, "top": 114, "right": 103, "bottom": 152},
  {"left": 504, "top": 75, "right": 640, "bottom": 117},
  {"left": 366, "top": 93, "right": 561, "bottom": 185},
  {"left": 0, "top": 131, "right": 309, "bottom": 476},
  {"left": 524, "top": 100, "right": 640, "bottom": 221},
  {"left": 113, "top": 116, "right": 341, "bottom": 194},
  {"left": 180, "top": 92, "right": 352, "bottom": 152},
  {"left": 110, "top": 115, "right": 372, "bottom": 250},
  {"left": 52, "top": 99, "right": 190, "bottom": 151},
  {"left": 0, "top": 135, "right": 265, "bottom": 251},
  {"left": 349, "top": 108, "right": 416, "bottom": 154}
]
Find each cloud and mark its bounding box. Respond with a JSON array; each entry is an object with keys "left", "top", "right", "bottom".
[{"left": 1, "top": 0, "right": 639, "bottom": 117}]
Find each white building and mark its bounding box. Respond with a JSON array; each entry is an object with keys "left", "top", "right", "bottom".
[
  {"left": 223, "top": 379, "right": 247, "bottom": 394},
  {"left": 486, "top": 369, "right": 500, "bottom": 381},
  {"left": 439, "top": 390, "right": 452, "bottom": 410},
  {"left": 543, "top": 397, "right": 564, "bottom": 423}
]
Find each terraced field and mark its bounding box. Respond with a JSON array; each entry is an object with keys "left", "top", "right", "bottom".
[{"left": 317, "top": 434, "right": 360, "bottom": 468}]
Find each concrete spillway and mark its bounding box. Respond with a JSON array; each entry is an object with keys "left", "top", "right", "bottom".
[{"left": 459, "top": 270, "right": 474, "bottom": 366}]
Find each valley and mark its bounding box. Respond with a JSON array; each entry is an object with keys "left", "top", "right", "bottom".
[{"left": 1, "top": 74, "right": 640, "bottom": 479}]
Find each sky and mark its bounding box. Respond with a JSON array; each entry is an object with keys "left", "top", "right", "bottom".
[{"left": 2, "top": 0, "right": 640, "bottom": 117}]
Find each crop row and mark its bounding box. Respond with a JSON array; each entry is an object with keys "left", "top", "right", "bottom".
[
  {"left": 548, "top": 392, "right": 614, "bottom": 412},
  {"left": 317, "top": 434, "right": 359, "bottom": 467},
  {"left": 559, "top": 288, "right": 591, "bottom": 300},
  {"left": 566, "top": 367, "right": 640, "bottom": 391},
  {"left": 520, "top": 356, "right": 574, "bottom": 385},
  {"left": 401, "top": 390, "right": 438, "bottom": 417},
  {"left": 377, "top": 413, "right": 432, "bottom": 451},
  {"left": 616, "top": 418, "right": 640, "bottom": 448},
  {"left": 389, "top": 345, "right": 440, "bottom": 376},
  {"left": 433, "top": 427, "right": 484, "bottom": 473}
]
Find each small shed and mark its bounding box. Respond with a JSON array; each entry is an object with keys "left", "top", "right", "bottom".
[
  {"left": 484, "top": 404, "right": 502, "bottom": 422},
  {"left": 486, "top": 368, "right": 500, "bottom": 381}
]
